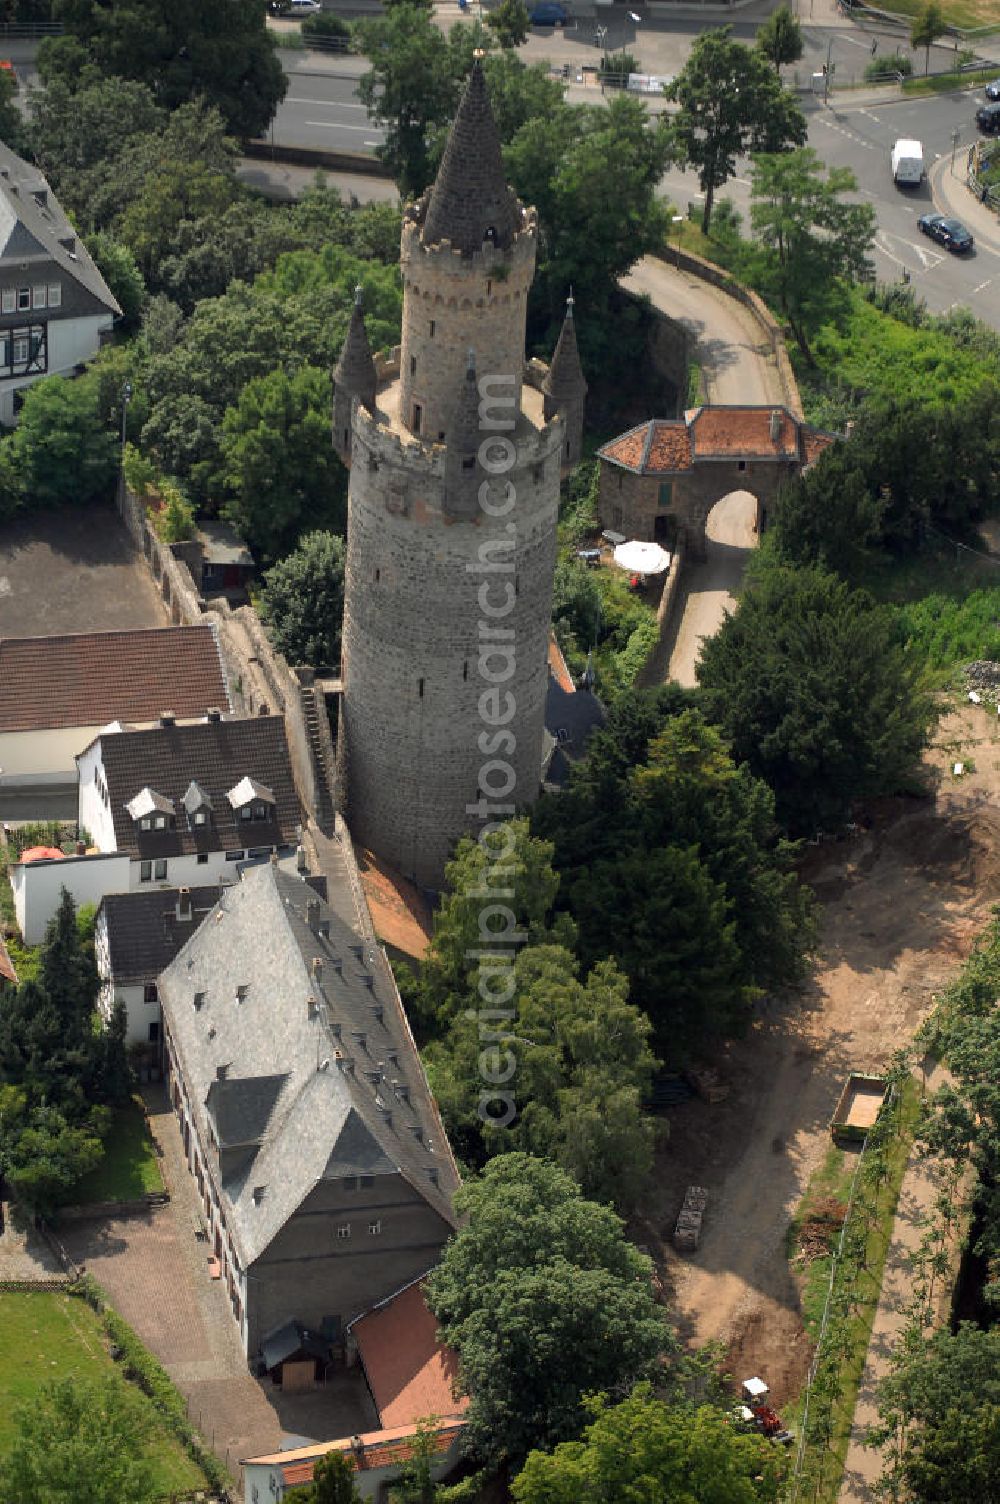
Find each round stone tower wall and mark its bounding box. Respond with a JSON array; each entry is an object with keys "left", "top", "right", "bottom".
[
  {"left": 398, "top": 211, "right": 537, "bottom": 444},
  {"left": 338, "top": 402, "right": 563, "bottom": 891}
]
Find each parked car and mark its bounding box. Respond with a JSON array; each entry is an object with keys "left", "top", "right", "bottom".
[
  {"left": 918, "top": 213, "right": 975, "bottom": 253},
  {"left": 530, "top": 2, "right": 570, "bottom": 24},
  {"left": 977, "top": 101, "right": 1000, "bottom": 133},
  {"left": 985, "top": 79, "right": 1000, "bottom": 101}
]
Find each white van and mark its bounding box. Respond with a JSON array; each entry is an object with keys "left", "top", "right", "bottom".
[{"left": 891, "top": 139, "right": 924, "bottom": 187}]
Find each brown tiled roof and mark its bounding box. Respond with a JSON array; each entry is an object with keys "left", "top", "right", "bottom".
[
  {"left": 598, "top": 420, "right": 692, "bottom": 475},
  {"left": 99, "top": 886, "right": 222, "bottom": 985},
  {"left": 353, "top": 1279, "right": 468, "bottom": 1429},
  {"left": 0, "top": 935, "right": 16, "bottom": 986},
  {"left": 688, "top": 405, "right": 800, "bottom": 460},
  {"left": 94, "top": 716, "right": 301, "bottom": 860},
  {"left": 0, "top": 625, "right": 229, "bottom": 734}
]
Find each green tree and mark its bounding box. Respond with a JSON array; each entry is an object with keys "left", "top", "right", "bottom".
[
  {"left": 871, "top": 1326, "right": 1000, "bottom": 1503},
  {"left": 750, "top": 149, "right": 876, "bottom": 362},
  {"left": 0, "top": 1375, "right": 156, "bottom": 1504},
  {"left": 52, "top": 0, "right": 287, "bottom": 137},
  {"left": 221, "top": 365, "right": 344, "bottom": 561},
  {"left": 284, "top": 1449, "right": 363, "bottom": 1503},
  {"left": 666, "top": 28, "right": 807, "bottom": 232},
  {"left": 0, "top": 61, "right": 23, "bottom": 148},
  {"left": 755, "top": 3, "right": 803, "bottom": 74},
  {"left": 427, "top": 945, "right": 657, "bottom": 1207},
  {"left": 910, "top": 0, "right": 947, "bottom": 74},
  {"left": 486, "top": 0, "right": 530, "bottom": 49},
  {"left": 512, "top": 1385, "right": 781, "bottom": 1503},
  {"left": 8, "top": 373, "right": 118, "bottom": 509},
  {"left": 84, "top": 232, "right": 147, "bottom": 329},
  {"left": 696, "top": 563, "right": 937, "bottom": 836},
  {"left": 258, "top": 531, "right": 346, "bottom": 669},
  {"left": 29, "top": 74, "right": 165, "bottom": 226},
  {"left": 413, "top": 819, "right": 576, "bottom": 1032},
  {"left": 3, "top": 1106, "right": 106, "bottom": 1217},
  {"left": 426, "top": 1155, "right": 668, "bottom": 1464},
  {"left": 355, "top": 5, "right": 466, "bottom": 196},
  {"left": 40, "top": 887, "right": 99, "bottom": 1037}
]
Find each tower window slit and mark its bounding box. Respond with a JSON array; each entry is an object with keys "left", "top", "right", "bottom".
[
  {"left": 410, "top": 356, "right": 416, "bottom": 375},
  {"left": 429, "top": 320, "right": 435, "bottom": 337},
  {"left": 375, "top": 568, "right": 380, "bottom": 584},
  {"left": 418, "top": 678, "right": 425, "bottom": 698},
  {"left": 463, "top": 661, "right": 469, "bottom": 681}
]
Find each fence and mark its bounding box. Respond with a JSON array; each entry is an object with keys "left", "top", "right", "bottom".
[{"left": 968, "top": 141, "right": 1000, "bottom": 213}]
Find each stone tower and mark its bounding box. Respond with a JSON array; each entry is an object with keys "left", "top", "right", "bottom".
[
  {"left": 543, "top": 293, "right": 587, "bottom": 469},
  {"left": 333, "top": 57, "right": 565, "bottom": 891}
]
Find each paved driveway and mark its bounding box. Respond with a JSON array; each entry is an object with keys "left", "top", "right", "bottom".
[
  {"left": 61, "top": 1089, "right": 376, "bottom": 1484},
  {"left": 0, "top": 502, "right": 167, "bottom": 639}
]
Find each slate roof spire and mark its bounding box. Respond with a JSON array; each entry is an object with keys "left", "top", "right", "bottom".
[
  {"left": 420, "top": 53, "right": 521, "bottom": 257},
  {"left": 543, "top": 290, "right": 587, "bottom": 403},
  {"left": 333, "top": 285, "right": 377, "bottom": 412}
]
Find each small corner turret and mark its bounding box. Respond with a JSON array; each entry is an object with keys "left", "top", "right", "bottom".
[
  {"left": 332, "top": 285, "right": 378, "bottom": 468},
  {"left": 543, "top": 291, "right": 587, "bottom": 468}
]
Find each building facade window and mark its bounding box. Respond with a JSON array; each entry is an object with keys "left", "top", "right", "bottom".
[
  {"left": 148, "top": 1021, "right": 160, "bottom": 1043},
  {"left": 197, "top": 852, "right": 209, "bottom": 865},
  {"left": 32, "top": 286, "right": 45, "bottom": 309},
  {"left": 144, "top": 983, "right": 158, "bottom": 1004},
  {"left": 225, "top": 850, "right": 243, "bottom": 862},
  {"left": 139, "top": 860, "right": 152, "bottom": 882},
  {"left": 369, "top": 1220, "right": 382, "bottom": 1235},
  {"left": 47, "top": 283, "right": 61, "bottom": 308},
  {"left": 657, "top": 482, "right": 673, "bottom": 509},
  {"left": 1, "top": 289, "right": 13, "bottom": 314},
  {"left": 337, "top": 1224, "right": 351, "bottom": 1239},
  {"left": 16, "top": 287, "right": 29, "bottom": 311},
  {"left": 154, "top": 858, "right": 168, "bottom": 881}
]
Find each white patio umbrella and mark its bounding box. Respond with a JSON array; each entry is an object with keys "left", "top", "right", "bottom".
[{"left": 612, "top": 540, "right": 672, "bottom": 575}]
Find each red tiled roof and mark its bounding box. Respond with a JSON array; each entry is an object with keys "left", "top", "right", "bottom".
[
  {"left": 0, "top": 625, "right": 229, "bottom": 733},
  {"left": 646, "top": 422, "right": 693, "bottom": 472},
  {"left": 0, "top": 936, "right": 16, "bottom": 986},
  {"left": 598, "top": 423, "right": 650, "bottom": 470},
  {"left": 548, "top": 631, "right": 575, "bottom": 695},
  {"left": 688, "top": 405, "right": 800, "bottom": 459},
  {"left": 249, "top": 1419, "right": 464, "bottom": 1486},
  {"left": 353, "top": 1280, "right": 468, "bottom": 1429}
]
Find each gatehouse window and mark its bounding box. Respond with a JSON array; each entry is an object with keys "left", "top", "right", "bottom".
[{"left": 658, "top": 482, "right": 673, "bottom": 509}]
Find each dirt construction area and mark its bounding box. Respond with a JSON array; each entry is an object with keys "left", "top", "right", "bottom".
[{"left": 633, "top": 698, "right": 1000, "bottom": 1406}]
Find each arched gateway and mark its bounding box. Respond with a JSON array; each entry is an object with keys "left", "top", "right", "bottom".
[{"left": 596, "top": 406, "right": 839, "bottom": 561}]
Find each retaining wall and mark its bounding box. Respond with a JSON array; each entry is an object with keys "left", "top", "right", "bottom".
[{"left": 652, "top": 246, "right": 804, "bottom": 420}]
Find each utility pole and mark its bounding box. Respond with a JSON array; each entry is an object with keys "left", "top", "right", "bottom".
[
  {"left": 951, "top": 128, "right": 960, "bottom": 175},
  {"left": 824, "top": 36, "right": 833, "bottom": 104}
]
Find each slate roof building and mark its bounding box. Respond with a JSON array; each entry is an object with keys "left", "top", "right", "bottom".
[
  {"left": 597, "top": 404, "right": 840, "bottom": 559},
  {"left": 0, "top": 624, "right": 229, "bottom": 793},
  {"left": 158, "top": 861, "right": 460, "bottom": 1359},
  {"left": 0, "top": 139, "right": 121, "bottom": 425},
  {"left": 95, "top": 884, "right": 222, "bottom": 1045}
]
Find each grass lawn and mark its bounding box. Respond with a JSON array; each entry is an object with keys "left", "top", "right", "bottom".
[
  {"left": 73, "top": 1097, "right": 165, "bottom": 1203},
  {"left": 0, "top": 1291, "right": 207, "bottom": 1498},
  {"left": 868, "top": 0, "right": 1000, "bottom": 27},
  {"left": 785, "top": 1077, "right": 921, "bottom": 1503},
  {"left": 902, "top": 65, "right": 1000, "bottom": 95}
]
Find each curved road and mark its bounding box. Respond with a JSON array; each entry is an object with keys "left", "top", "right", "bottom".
[{"left": 623, "top": 255, "right": 784, "bottom": 685}]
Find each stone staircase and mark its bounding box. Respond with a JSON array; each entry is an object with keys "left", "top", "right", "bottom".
[{"left": 299, "top": 686, "right": 336, "bottom": 835}]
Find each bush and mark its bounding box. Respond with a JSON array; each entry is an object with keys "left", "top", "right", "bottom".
[
  {"left": 301, "top": 12, "right": 351, "bottom": 38},
  {"left": 864, "top": 52, "right": 912, "bottom": 80}
]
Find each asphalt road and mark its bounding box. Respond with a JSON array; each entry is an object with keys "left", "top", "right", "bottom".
[{"left": 272, "top": 63, "right": 386, "bottom": 151}]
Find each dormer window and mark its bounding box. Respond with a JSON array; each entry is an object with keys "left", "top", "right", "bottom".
[
  {"left": 182, "top": 780, "right": 213, "bottom": 831},
  {"left": 226, "top": 777, "right": 275, "bottom": 824},
  {"left": 127, "top": 787, "right": 175, "bottom": 827}
]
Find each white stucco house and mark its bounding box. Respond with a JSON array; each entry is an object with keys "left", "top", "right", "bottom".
[
  {"left": 95, "top": 884, "right": 221, "bottom": 1044},
  {"left": 11, "top": 713, "right": 302, "bottom": 942},
  {"left": 0, "top": 140, "right": 122, "bottom": 426}
]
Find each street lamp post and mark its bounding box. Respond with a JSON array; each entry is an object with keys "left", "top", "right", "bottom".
[
  {"left": 951, "top": 128, "right": 960, "bottom": 175},
  {"left": 120, "top": 381, "right": 132, "bottom": 468}
]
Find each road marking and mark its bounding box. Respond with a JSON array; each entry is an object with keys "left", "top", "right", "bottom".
[
  {"left": 285, "top": 96, "right": 368, "bottom": 109},
  {"left": 364, "top": 140, "right": 381, "bottom": 147},
  {"left": 974, "top": 277, "right": 995, "bottom": 293},
  {"left": 858, "top": 108, "right": 881, "bottom": 124}
]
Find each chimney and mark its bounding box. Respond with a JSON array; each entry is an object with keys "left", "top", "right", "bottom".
[
  {"left": 296, "top": 844, "right": 307, "bottom": 873},
  {"left": 769, "top": 409, "right": 782, "bottom": 443},
  {"left": 350, "top": 1437, "right": 365, "bottom": 1465},
  {"left": 159, "top": 711, "right": 176, "bottom": 728},
  {"left": 176, "top": 887, "right": 192, "bottom": 922},
  {"left": 308, "top": 996, "right": 318, "bottom": 1019},
  {"left": 311, "top": 957, "right": 323, "bottom": 985},
  {"left": 206, "top": 707, "right": 222, "bottom": 723},
  {"left": 306, "top": 899, "right": 320, "bottom": 934}
]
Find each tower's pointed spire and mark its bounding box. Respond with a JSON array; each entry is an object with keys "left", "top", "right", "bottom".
[
  {"left": 421, "top": 53, "right": 520, "bottom": 256},
  {"left": 333, "top": 285, "right": 377, "bottom": 412},
  {"left": 543, "top": 290, "right": 587, "bottom": 403}
]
